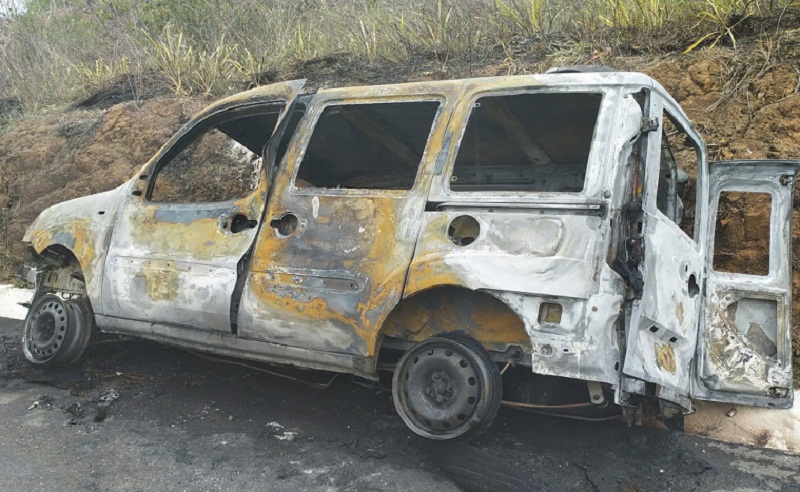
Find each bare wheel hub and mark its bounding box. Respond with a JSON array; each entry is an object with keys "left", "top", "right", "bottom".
[{"left": 426, "top": 370, "right": 458, "bottom": 407}]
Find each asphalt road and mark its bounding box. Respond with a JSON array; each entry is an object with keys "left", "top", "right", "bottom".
[{"left": 1, "top": 316, "right": 798, "bottom": 491}]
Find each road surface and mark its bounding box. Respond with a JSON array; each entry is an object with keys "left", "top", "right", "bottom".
[{"left": 1, "top": 316, "right": 799, "bottom": 491}]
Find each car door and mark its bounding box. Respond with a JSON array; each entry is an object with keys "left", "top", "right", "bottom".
[
  {"left": 236, "top": 82, "right": 459, "bottom": 358},
  {"left": 101, "top": 81, "right": 305, "bottom": 333},
  {"left": 623, "top": 96, "right": 706, "bottom": 399},
  {"left": 693, "top": 160, "right": 800, "bottom": 408}
]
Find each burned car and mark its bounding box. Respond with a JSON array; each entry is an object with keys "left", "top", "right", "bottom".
[{"left": 19, "top": 71, "right": 799, "bottom": 440}]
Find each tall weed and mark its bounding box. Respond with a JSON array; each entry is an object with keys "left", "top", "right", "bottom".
[{"left": 1, "top": 0, "right": 798, "bottom": 108}]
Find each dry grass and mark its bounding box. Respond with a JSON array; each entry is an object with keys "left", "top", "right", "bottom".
[{"left": 0, "top": 0, "right": 797, "bottom": 115}]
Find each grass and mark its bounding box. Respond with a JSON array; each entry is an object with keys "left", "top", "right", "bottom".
[{"left": 0, "top": 0, "right": 797, "bottom": 112}]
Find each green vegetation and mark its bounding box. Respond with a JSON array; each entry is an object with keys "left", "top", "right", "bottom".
[{"left": 0, "top": 0, "right": 797, "bottom": 112}]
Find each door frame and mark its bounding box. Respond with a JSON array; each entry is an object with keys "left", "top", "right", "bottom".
[
  {"left": 622, "top": 92, "right": 707, "bottom": 401},
  {"left": 237, "top": 80, "right": 463, "bottom": 360},
  {"left": 100, "top": 81, "right": 306, "bottom": 333}
]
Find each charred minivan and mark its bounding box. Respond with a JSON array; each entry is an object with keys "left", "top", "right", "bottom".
[{"left": 20, "top": 70, "right": 799, "bottom": 440}]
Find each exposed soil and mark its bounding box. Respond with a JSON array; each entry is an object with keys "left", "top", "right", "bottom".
[
  {"left": 2, "top": 45, "right": 800, "bottom": 373},
  {"left": 0, "top": 98, "right": 202, "bottom": 244}
]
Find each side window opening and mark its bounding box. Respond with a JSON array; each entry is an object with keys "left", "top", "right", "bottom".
[
  {"left": 150, "top": 103, "right": 284, "bottom": 203},
  {"left": 294, "top": 101, "right": 441, "bottom": 191},
  {"left": 450, "top": 92, "right": 602, "bottom": 193},
  {"left": 713, "top": 191, "right": 772, "bottom": 276},
  {"left": 657, "top": 111, "right": 699, "bottom": 239}
]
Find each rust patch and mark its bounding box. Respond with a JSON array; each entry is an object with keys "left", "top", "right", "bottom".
[
  {"left": 130, "top": 204, "right": 256, "bottom": 261},
  {"left": 403, "top": 214, "right": 462, "bottom": 296},
  {"left": 655, "top": 342, "right": 677, "bottom": 374},
  {"left": 31, "top": 219, "right": 97, "bottom": 283},
  {"left": 244, "top": 193, "right": 417, "bottom": 356},
  {"left": 138, "top": 264, "right": 180, "bottom": 302},
  {"left": 382, "top": 287, "right": 529, "bottom": 352},
  {"left": 249, "top": 278, "right": 368, "bottom": 338}
]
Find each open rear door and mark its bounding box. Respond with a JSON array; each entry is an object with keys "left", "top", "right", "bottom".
[{"left": 693, "top": 160, "right": 800, "bottom": 408}]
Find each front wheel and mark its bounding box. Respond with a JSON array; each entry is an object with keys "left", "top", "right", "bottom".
[
  {"left": 392, "top": 336, "right": 502, "bottom": 440},
  {"left": 22, "top": 294, "right": 94, "bottom": 367}
]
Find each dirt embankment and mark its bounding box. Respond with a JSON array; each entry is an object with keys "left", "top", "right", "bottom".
[
  {"left": 0, "top": 98, "right": 199, "bottom": 267},
  {"left": 1, "top": 51, "right": 799, "bottom": 369}
]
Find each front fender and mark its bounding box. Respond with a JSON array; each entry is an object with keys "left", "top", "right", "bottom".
[{"left": 24, "top": 186, "right": 125, "bottom": 309}]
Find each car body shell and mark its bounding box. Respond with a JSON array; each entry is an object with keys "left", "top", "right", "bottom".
[{"left": 23, "top": 72, "right": 800, "bottom": 412}]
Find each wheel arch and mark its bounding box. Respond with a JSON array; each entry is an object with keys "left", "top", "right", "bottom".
[
  {"left": 29, "top": 243, "right": 93, "bottom": 300},
  {"left": 26, "top": 217, "right": 110, "bottom": 308},
  {"left": 373, "top": 284, "right": 531, "bottom": 359},
  {"left": 33, "top": 243, "right": 82, "bottom": 267}
]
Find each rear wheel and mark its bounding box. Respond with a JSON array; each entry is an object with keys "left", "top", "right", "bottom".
[
  {"left": 22, "top": 294, "right": 94, "bottom": 367},
  {"left": 392, "top": 336, "right": 502, "bottom": 440}
]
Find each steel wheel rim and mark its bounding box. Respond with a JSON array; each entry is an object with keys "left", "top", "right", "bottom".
[
  {"left": 24, "top": 297, "right": 68, "bottom": 362},
  {"left": 394, "top": 338, "right": 492, "bottom": 439}
]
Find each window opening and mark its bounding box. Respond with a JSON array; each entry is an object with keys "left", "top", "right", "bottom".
[
  {"left": 713, "top": 191, "right": 772, "bottom": 276},
  {"left": 294, "top": 101, "right": 440, "bottom": 191},
  {"left": 150, "top": 104, "right": 284, "bottom": 203},
  {"left": 658, "top": 111, "right": 699, "bottom": 238},
  {"left": 450, "top": 92, "right": 602, "bottom": 193}
]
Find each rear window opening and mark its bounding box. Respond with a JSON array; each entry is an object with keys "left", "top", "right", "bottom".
[
  {"left": 294, "top": 101, "right": 440, "bottom": 191},
  {"left": 713, "top": 191, "right": 772, "bottom": 276},
  {"left": 450, "top": 92, "right": 602, "bottom": 193}
]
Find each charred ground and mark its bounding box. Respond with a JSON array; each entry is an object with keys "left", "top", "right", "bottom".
[{"left": 2, "top": 315, "right": 799, "bottom": 491}]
